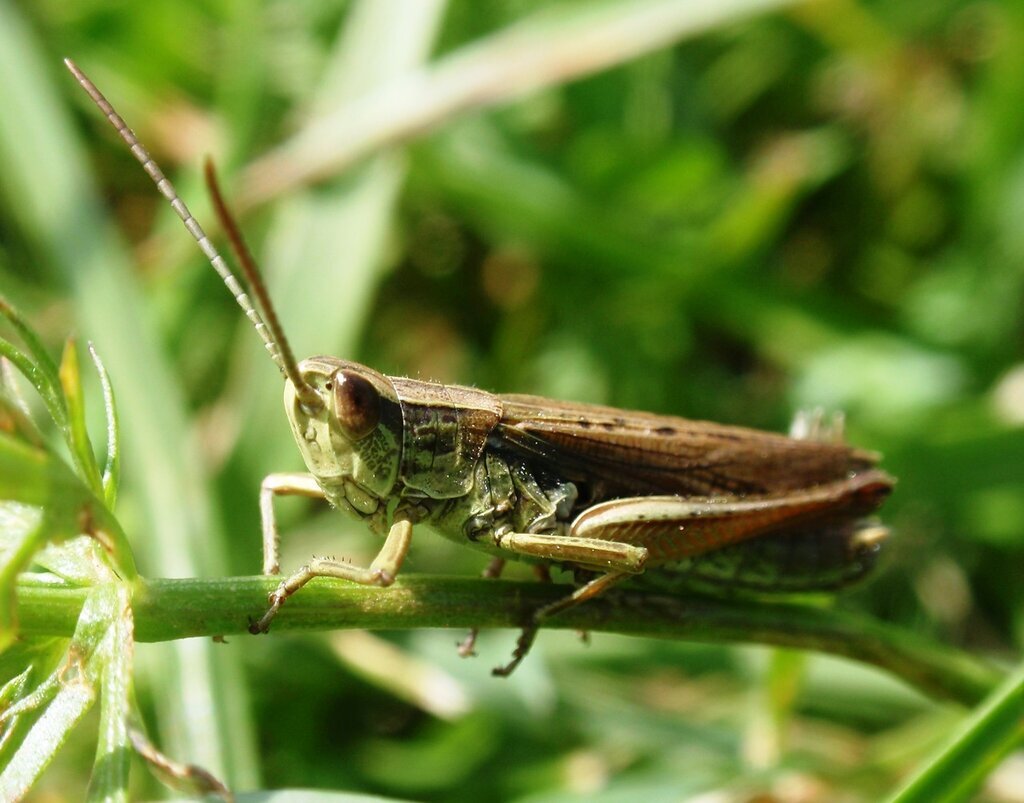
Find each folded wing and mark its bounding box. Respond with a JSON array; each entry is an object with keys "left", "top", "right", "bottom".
[{"left": 495, "top": 394, "right": 882, "bottom": 499}]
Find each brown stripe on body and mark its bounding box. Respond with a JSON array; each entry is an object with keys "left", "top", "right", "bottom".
[
  {"left": 570, "top": 470, "right": 892, "bottom": 563},
  {"left": 496, "top": 394, "right": 877, "bottom": 499}
]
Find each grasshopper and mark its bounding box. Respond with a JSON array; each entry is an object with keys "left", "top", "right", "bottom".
[{"left": 67, "top": 60, "right": 893, "bottom": 676}]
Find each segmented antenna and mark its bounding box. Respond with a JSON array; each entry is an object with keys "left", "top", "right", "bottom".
[
  {"left": 203, "top": 158, "right": 320, "bottom": 409},
  {"left": 64, "top": 58, "right": 321, "bottom": 409}
]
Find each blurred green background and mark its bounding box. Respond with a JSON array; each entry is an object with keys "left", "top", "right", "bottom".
[{"left": 0, "top": 0, "right": 1022, "bottom": 799}]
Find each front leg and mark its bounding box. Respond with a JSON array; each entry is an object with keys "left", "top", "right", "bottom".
[
  {"left": 249, "top": 509, "right": 415, "bottom": 634},
  {"left": 260, "top": 472, "right": 326, "bottom": 575}
]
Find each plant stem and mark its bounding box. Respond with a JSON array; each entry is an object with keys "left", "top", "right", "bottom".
[{"left": 14, "top": 574, "right": 1003, "bottom": 706}]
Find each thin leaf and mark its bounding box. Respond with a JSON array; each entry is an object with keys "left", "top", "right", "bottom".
[
  {"left": 0, "top": 654, "right": 65, "bottom": 729},
  {"left": 0, "top": 296, "right": 63, "bottom": 411},
  {"left": 87, "top": 584, "right": 133, "bottom": 803},
  {"left": 36, "top": 535, "right": 115, "bottom": 587},
  {"left": 0, "top": 586, "right": 119, "bottom": 799},
  {"left": 0, "top": 667, "right": 33, "bottom": 755},
  {"left": 0, "top": 0, "right": 258, "bottom": 775},
  {"left": 0, "top": 638, "right": 66, "bottom": 717},
  {"left": 0, "top": 431, "right": 137, "bottom": 583},
  {"left": 0, "top": 358, "right": 44, "bottom": 447},
  {"left": 238, "top": 0, "right": 794, "bottom": 206},
  {"left": 745, "top": 649, "right": 807, "bottom": 767},
  {"left": 0, "top": 334, "right": 67, "bottom": 435},
  {"left": 88, "top": 343, "right": 120, "bottom": 509},
  {"left": 58, "top": 338, "right": 103, "bottom": 496},
  {"left": 129, "top": 726, "right": 233, "bottom": 802},
  {"left": 0, "top": 677, "right": 94, "bottom": 800},
  {"left": 887, "top": 660, "right": 1024, "bottom": 803}
]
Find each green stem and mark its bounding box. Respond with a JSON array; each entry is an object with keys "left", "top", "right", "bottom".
[{"left": 14, "top": 574, "right": 1003, "bottom": 706}]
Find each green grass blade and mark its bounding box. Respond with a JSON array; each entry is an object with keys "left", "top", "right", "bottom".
[
  {"left": 235, "top": 792, "right": 416, "bottom": 802},
  {"left": 0, "top": 431, "right": 137, "bottom": 583},
  {"left": 0, "top": 297, "right": 64, "bottom": 414},
  {"left": 887, "top": 660, "right": 1024, "bottom": 803},
  {"left": 0, "top": 359, "right": 45, "bottom": 447},
  {"left": 86, "top": 585, "right": 133, "bottom": 803},
  {"left": 0, "top": 675, "right": 95, "bottom": 799},
  {"left": 58, "top": 339, "right": 104, "bottom": 495},
  {"left": 87, "top": 343, "right": 121, "bottom": 509},
  {"left": 0, "top": 335, "right": 67, "bottom": 435}
]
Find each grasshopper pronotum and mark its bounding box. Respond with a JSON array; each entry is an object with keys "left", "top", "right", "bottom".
[{"left": 67, "top": 60, "right": 893, "bottom": 676}]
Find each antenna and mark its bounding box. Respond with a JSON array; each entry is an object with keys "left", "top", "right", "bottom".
[
  {"left": 64, "top": 58, "right": 321, "bottom": 409},
  {"left": 203, "top": 158, "right": 320, "bottom": 408}
]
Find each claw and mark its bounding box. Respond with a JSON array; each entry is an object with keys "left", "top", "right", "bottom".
[
  {"left": 249, "top": 589, "right": 285, "bottom": 634},
  {"left": 247, "top": 614, "right": 268, "bottom": 635},
  {"left": 491, "top": 624, "right": 538, "bottom": 677}
]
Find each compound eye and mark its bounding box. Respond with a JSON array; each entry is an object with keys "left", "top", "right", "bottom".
[{"left": 332, "top": 370, "right": 380, "bottom": 440}]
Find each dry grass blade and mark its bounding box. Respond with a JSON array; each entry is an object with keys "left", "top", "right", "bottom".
[{"left": 238, "top": 0, "right": 792, "bottom": 206}]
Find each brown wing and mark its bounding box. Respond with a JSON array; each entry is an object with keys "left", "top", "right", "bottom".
[{"left": 495, "top": 394, "right": 880, "bottom": 499}]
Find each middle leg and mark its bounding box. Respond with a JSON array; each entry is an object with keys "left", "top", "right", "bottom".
[
  {"left": 475, "top": 530, "right": 648, "bottom": 675},
  {"left": 457, "top": 557, "right": 507, "bottom": 657}
]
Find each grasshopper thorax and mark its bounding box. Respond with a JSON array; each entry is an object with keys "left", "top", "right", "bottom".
[{"left": 285, "top": 357, "right": 403, "bottom": 527}]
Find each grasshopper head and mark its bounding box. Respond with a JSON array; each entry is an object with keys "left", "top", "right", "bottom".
[{"left": 285, "top": 357, "right": 403, "bottom": 526}]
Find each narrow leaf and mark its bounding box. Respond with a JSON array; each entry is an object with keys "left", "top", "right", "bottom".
[
  {"left": 0, "top": 335, "right": 67, "bottom": 434},
  {"left": 129, "top": 726, "right": 233, "bottom": 801},
  {"left": 87, "top": 584, "right": 133, "bottom": 803},
  {"left": 887, "top": 660, "right": 1024, "bottom": 803},
  {"left": 87, "top": 344, "right": 120, "bottom": 509},
  {"left": 58, "top": 338, "right": 103, "bottom": 495},
  {"left": 0, "top": 297, "right": 63, "bottom": 411},
  {"left": 0, "top": 679, "right": 94, "bottom": 800},
  {"left": 0, "top": 431, "right": 137, "bottom": 583},
  {"left": 0, "top": 358, "right": 44, "bottom": 447},
  {"left": 0, "top": 586, "right": 119, "bottom": 798},
  {"left": 0, "top": 638, "right": 70, "bottom": 762}
]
